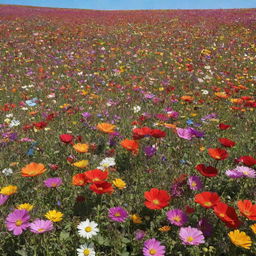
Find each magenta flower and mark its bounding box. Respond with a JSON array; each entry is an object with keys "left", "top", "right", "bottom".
[
  {"left": 188, "top": 176, "right": 203, "bottom": 191},
  {"left": 176, "top": 128, "right": 193, "bottom": 140},
  {"left": 108, "top": 207, "right": 128, "bottom": 222},
  {"left": 225, "top": 169, "right": 243, "bottom": 178},
  {"left": 5, "top": 209, "right": 30, "bottom": 235},
  {"left": 179, "top": 226, "right": 205, "bottom": 245},
  {"left": 166, "top": 209, "right": 188, "bottom": 227},
  {"left": 30, "top": 219, "right": 53, "bottom": 234},
  {"left": 0, "top": 194, "right": 9, "bottom": 206},
  {"left": 43, "top": 177, "right": 63, "bottom": 188},
  {"left": 135, "top": 229, "right": 146, "bottom": 241},
  {"left": 226, "top": 166, "right": 255, "bottom": 178},
  {"left": 143, "top": 238, "right": 166, "bottom": 256}
]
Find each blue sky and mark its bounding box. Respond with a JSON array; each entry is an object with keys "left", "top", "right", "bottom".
[{"left": 0, "top": 0, "right": 255, "bottom": 10}]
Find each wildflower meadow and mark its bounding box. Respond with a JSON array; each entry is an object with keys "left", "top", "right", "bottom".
[{"left": 0, "top": 5, "right": 255, "bottom": 256}]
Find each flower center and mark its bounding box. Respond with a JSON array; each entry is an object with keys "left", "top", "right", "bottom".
[
  {"left": 83, "top": 249, "right": 90, "bottom": 255},
  {"left": 93, "top": 178, "right": 100, "bottom": 182},
  {"left": 191, "top": 182, "right": 196, "bottom": 187},
  {"left": 15, "top": 219, "right": 23, "bottom": 226},
  {"left": 38, "top": 228, "right": 45, "bottom": 232},
  {"left": 51, "top": 183, "right": 57, "bottom": 187},
  {"left": 219, "top": 213, "right": 225, "bottom": 218},
  {"left": 85, "top": 226, "right": 92, "bottom": 232},
  {"left": 153, "top": 199, "right": 159, "bottom": 205},
  {"left": 186, "top": 236, "right": 194, "bottom": 242},
  {"left": 149, "top": 249, "right": 157, "bottom": 255},
  {"left": 204, "top": 202, "right": 212, "bottom": 207},
  {"left": 243, "top": 171, "right": 248, "bottom": 175},
  {"left": 173, "top": 216, "right": 181, "bottom": 222},
  {"left": 114, "top": 212, "right": 121, "bottom": 217}
]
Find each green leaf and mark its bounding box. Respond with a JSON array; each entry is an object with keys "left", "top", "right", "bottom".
[
  {"left": 15, "top": 249, "right": 28, "bottom": 256},
  {"left": 60, "top": 231, "right": 70, "bottom": 241}
]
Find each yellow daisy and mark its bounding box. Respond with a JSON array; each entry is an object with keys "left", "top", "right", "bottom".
[{"left": 228, "top": 230, "right": 252, "bottom": 249}]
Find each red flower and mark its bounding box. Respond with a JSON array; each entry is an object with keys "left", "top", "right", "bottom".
[
  {"left": 208, "top": 148, "right": 228, "bottom": 160},
  {"left": 60, "top": 134, "right": 74, "bottom": 144},
  {"left": 120, "top": 139, "right": 139, "bottom": 155},
  {"left": 150, "top": 129, "right": 166, "bottom": 138},
  {"left": 218, "top": 138, "right": 236, "bottom": 148},
  {"left": 185, "top": 205, "right": 195, "bottom": 214},
  {"left": 195, "top": 164, "right": 218, "bottom": 177},
  {"left": 132, "top": 127, "right": 152, "bottom": 140},
  {"left": 89, "top": 181, "right": 114, "bottom": 194},
  {"left": 84, "top": 169, "right": 108, "bottom": 184},
  {"left": 144, "top": 188, "right": 171, "bottom": 210},
  {"left": 219, "top": 123, "right": 231, "bottom": 130},
  {"left": 33, "top": 121, "right": 47, "bottom": 129},
  {"left": 214, "top": 202, "right": 241, "bottom": 228},
  {"left": 194, "top": 191, "right": 220, "bottom": 209},
  {"left": 72, "top": 173, "right": 88, "bottom": 186},
  {"left": 235, "top": 156, "right": 256, "bottom": 167},
  {"left": 237, "top": 200, "right": 256, "bottom": 220}
]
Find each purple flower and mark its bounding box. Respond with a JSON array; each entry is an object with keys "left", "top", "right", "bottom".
[
  {"left": 43, "top": 177, "right": 63, "bottom": 188},
  {"left": 188, "top": 176, "right": 203, "bottom": 191},
  {"left": 108, "top": 207, "right": 128, "bottom": 222},
  {"left": 225, "top": 169, "right": 243, "bottom": 178},
  {"left": 5, "top": 209, "right": 30, "bottom": 235},
  {"left": 188, "top": 128, "right": 204, "bottom": 138},
  {"left": 177, "top": 127, "right": 204, "bottom": 140},
  {"left": 201, "top": 113, "right": 217, "bottom": 122},
  {"left": 144, "top": 146, "right": 157, "bottom": 158},
  {"left": 135, "top": 229, "right": 146, "bottom": 240},
  {"left": 197, "top": 218, "right": 213, "bottom": 237},
  {"left": 0, "top": 194, "right": 9, "bottom": 206},
  {"left": 30, "top": 219, "right": 53, "bottom": 234},
  {"left": 82, "top": 112, "right": 92, "bottom": 119},
  {"left": 143, "top": 238, "right": 166, "bottom": 256},
  {"left": 167, "top": 111, "right": 179, "bottom": 119},
  {"left": 226, "top": 166, "right": 255, "bottom": 178},
  {"left": 166, "top": 209, "right": 188, "bottom": 227},
  {"left": 179, "top": 226, "right": 205, "bottom": 245}
]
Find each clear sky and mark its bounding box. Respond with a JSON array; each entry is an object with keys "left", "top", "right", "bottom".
[{"left": 0, "top": 0, "right": 255, "bottom": 10}]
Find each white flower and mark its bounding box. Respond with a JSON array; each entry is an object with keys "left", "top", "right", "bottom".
[
  {"left": 97, "top": 157, "right": 116, "bottom": 170},
  {"left": 5, "top": 113, "right": 13, "bottom": 118},
  {"left": 9, "top": 119, "right": 20, "bottom": 127},
  {"left": 77, "top": 243, "right": 95, "bottom": 256},
  {"left": 198, "top": 78, "right": 204, "bottom": 83},
  {"left": 2, "top": 168, "right": 13, "bottom": 176},
  {"left": 201, "top": 90, "right": 209, "bottom": 95},
  {"left": 133, "top": 105, "right": 141, "bottom": 113},
  {"left": 77, "top": 219, "right": 99, "bottom": 239}
]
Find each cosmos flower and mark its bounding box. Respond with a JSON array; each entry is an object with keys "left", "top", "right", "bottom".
[
  {"left": 188, "top": 176, "right": 203, "bottom": 191},
  {"left": 0, "top": 194, "right": 9, "bottom": 206},
  {"left": 108, "top": 207, "right": 128, "bottom": 222},
  {"left": 30, "top": 219, "right": 53, "bottom": 234},
  {"left": 143, "top": 238, "right": 166, "bottom": 256},
  {"left": 44, "top": 177, "right": 63, "bottom": 188},
  {"left": 166, "top": 209, "right": 188, "bottom": 227},
  {"left": 179, "top": 226, "right": 205, "bottom": 245}
]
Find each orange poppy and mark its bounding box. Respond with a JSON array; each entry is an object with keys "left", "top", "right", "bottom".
[
  {"left": 194, "top": 191, "right": 220, "bottom": 209},
  {"left": 21, "top": 162, "right": 46, "bottom": 177},
  {"left": 72, "top": 173, "right": 88, "bottom": 186},
  {"left": 120, "top": 139, "right": 139, "bottom": 155},
  {"left": 237, "top": 200, "right": 256, "bottom": 220},
  {"left": 180, "top": 95, "right": 194, "bottom": 102},
  {"left": 73, "top": 143, "right": 89, "bottom": 153},
  {"left": 96, "top": 123, "right": 116, "bottom": 134},
  {"left": 208, "top": 148, "right": 228, "bottom": 160}
]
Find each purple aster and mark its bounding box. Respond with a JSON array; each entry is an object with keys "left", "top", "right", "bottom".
[
  {"left": 135, "top": 229, "right": 146, "bottom": 241},
  {"left": 176, "top": 128, "right": 193, "bottom": 140},
  {"left": 235, "top": 166, "right": 256, "bottom": 178},
  {"left": 30, "top": 219, "right": 53, "bottom": 234},
  {"left": 144, "top": 146, "right": 157, "bottom": 158},
  {"left": 43, "top": 177, "right": 63, "bottom": 188},
  {"left": 225, "top": 169, "right": 243, "bottom": 178},
  {"left": 197, "top": 218, "right": 213, "bottom": 237},
  {"left": 0, "top": 194, "right": 9, "bottom": 206},
  {"left": 166, "top": 209, "right": 188, "bottom": 227},
  {"left": 179, "top": 226, "right": 205, "bottom": 245},
  {"left": 108, "top": 207, "right": 128, "bottom": 222},
  {"left": 188, "top": 176, "right": 203, "bottom": 191},
  {"left": 81, "top": 112, "right": 92, "bottom": 119},
  {"left": 188, "top": 128, "right": 205, "bottom": 138},
  {"left": 5, "top": 209, "right": 30, "bottom": 235},
  {"left": 143, "top": 238, "right": 166, "bottom": 256}
]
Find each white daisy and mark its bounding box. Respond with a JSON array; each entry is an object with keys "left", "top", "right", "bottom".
[
  {"left": 77, "top": 219, "right": 99, "bottom": 239},
  {"left": 77, "top": 243, "right": 95, "bottom": 256},
  {"left": 133, "top": 105, "right": 141, "bottom": 113},
  {"left": 2, "top": 168, "right": 13, "bottom": 176},
  {"left": 97, "top": 157, "right": 116, "bottom": 170}
]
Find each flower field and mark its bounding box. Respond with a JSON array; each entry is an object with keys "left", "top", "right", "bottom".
[{"left": 0, "top": 5, "right": 256, "bottom": 256}]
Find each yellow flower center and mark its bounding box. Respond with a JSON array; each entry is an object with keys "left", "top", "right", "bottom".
[
  {"left": 186, "top": 236, "right": 194, "bottom": 242},
  {"left": 153, "top": 199, "right": 159, "bottom": 205},
  {"left": 15, "top": 219, "right": 23, "bottom": 226},
  {"left": 38, "top": 228, "right": 45, "bottom": 232},
  {"left": 83, "top": 249, "right": 90, "bottom": 255},
  {"left": 114, "top": 212, "right": 121, "bottom": 217},
  {"left": 219, "top": 213, "right": 225, "bottom": 218},
  {"left": 93, "top": 178, "right": 100, "bottom": 182},
  {"left": 173, "top": 216, "right": 181, "bottom": 222},
  {"left": 51, "top": 183, "right": 57, "bottom": 187},
  {"left": 243, "top": 171, "right": 248, "bottom": 175},
  {"left": 149, "top": 249, "right": 157, "bottom": 255},
  {"left": 191, "top": 182, "right": 196, "bottom": 187},
  {"left": 204, "top": 202, "right": 212, "bottom": 207},
  {"left": 85, "top": 226, "right": 92, "bottom": 232}
]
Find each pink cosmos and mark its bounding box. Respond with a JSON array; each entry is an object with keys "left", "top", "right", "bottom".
[
  {"left": 179, "top": 226, "right": 205, "bottom": 245},
  {"left": 166, "top": 209, "right": 188, "bottom": 227},
  {"left": 188, "top": 176, "right": 203, "bottom": 191},
  {"left": 30, "top": 219, "right": 53, "bottom": 234},
  {"left": 0, "top": 194, "right": 9, "bottom": 206},
  {"left": 43, "top": 177, "right": 63, "bottom": 188},
  {"left": 143, "top": 238, "right": 166, "bottom": 256},
  {"left": 108, "top": 207, "right": 128, "bottom": 222}
]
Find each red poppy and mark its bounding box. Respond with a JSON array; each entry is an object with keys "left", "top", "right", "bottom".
[
  {"left": 195, "top": 164, "right": 218, "bottom": 177},
  {"left": 235, "top": 156, "right": 256, "bottom": 167},
  {"left": 89, "top": 181, "right": 114, "bottom": 194},
  {"left": 120, "top": 139, "right": 139, "bottom": 155},
  {"left": 208, "top": 148, "right": 228, "bottom": 160},
  {"left": 214, "top": 202, "right": 241, "bottom": 228},
  {"left": 194, "top": 191, "right": 220, "bottom": 209},
  {"left": 218, "top": 138, "right": 236, "bottom": 148},
  {"left": 60, "top": 134, "right": 74, "bottom": 144},
  {"left": 150, "top": 129, "right": 166, "bottom": 138},
  {"left": 84, "top": 169, "right": 108, "bottom": 184},
  {"left": 33, "top": 121, "right": 47, "bottom": 129},
  {"left": 72, "top": 173, "right": 88, "bottom": 186},
  {"left": 237, "top": 200, "right": 256, "bottom": 220},
  {"left": 144, "top": 188, "right": 171, "bottom": 210},
  {"left": 219, "top": 123, "right": 231, "bottom": 130},
  {"left": 132, "top": 127, "right": 152, "bottom": 140}
]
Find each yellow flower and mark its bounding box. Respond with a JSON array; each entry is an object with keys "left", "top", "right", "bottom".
[
  {"left": 73, "top": 143, "right": 89, "bottom": 153},
  {"left": 45, "top": 210, "right": 63, "bottom": 222},
  {"left": 250, "top": 224, "right": 256, "bottom": 234},
  {"left": 73, "top": 160, "right": 89, "bottom": 168},
  {"left": 131, "top": 214, "right": 142, "bottom": 224},
  {"left": 159, "top": 226, "right": 171, "bottom": 232},
  {"left": 228, "top": 230, "right": 252, "bottom": 249},
  {"left": 112, "top": 178, "right": 126, "bottom": 190},
  {"left": 96, "top": 123, "right": 116, "bottom": 134},
  {"left": 0, "top": 185, "right": 18, "bottom": 195},
  {"left": 17, "top": 203, "right": 33, "bottom": 211}
]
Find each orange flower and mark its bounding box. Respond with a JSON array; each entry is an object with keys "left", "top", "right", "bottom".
[
  {"left": 72, "top": 173, "right": 88, "bottom": 186},
  {"left": 21, "top": 162, "right": 46, "bottom": 177},
  {"left": 120, "top": 139, "right": 139, "bottom": 155},
  {"left": 237, "top": 200, "right": 256, "bottom": 221},
  {"left": 180, "top": 96, "right": 194, "bottom": 102},
  {"left": 96, "top": 123, "right": 116, "bottom": 134},
  {"left": 208, "top": 148, "right": 228, "bottom": 160},
  {"left": 73, "top": 143, "right": 89, "bottom": 153},
  {"left": 215, "top": 92, "right": 229, "bottom": 99}
]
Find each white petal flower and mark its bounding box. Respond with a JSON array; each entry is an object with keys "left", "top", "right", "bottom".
[
  {"left": 2, "top": 168, "right": 13, "bottom": 176},
  {"left": 77, "top": 243, "right": 95, "bottom": 256},
  {"left": 77, "top": 219, "right": 99, "bottom": 239}
]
